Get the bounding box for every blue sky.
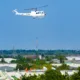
[0,0,80,50]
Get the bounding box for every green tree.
[70,67,80,80]
[16,56,31,70]
[10,60,17,63]
[16,63,30,70]
[0,57,6,63]
[45,69,64,80]
[56,55,66,63]
[45,56,53,61]
[21,75,37,80]
[63,72,70,80]
[57,64,70,70]
[39,74,45,80]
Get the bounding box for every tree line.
[0,50,80,56]
[17,68,80,80]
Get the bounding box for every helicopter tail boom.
[12,9,31,16]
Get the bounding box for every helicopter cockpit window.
[41,12,44,14]
[41,11,44,14]
[36,11,44,14]
[36,12,40,14]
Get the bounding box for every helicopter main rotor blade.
[24,5,48,10]
[37,5,48,8]
[24,8,37,10]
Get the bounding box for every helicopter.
[12,5,48,18]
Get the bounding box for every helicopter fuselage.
[13,9,46,18]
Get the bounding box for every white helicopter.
[12,5,48,18]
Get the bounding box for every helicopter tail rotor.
[12,9,17,13]
[12,9,19,15]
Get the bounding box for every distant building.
[39,55,42,59]
[65,60,80,64]
[23,55,37,59]
[52,59,60,63]
[0,66,14,71]
[0,58,16,63]
[0,64,16,71]
[66,56,80,60]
